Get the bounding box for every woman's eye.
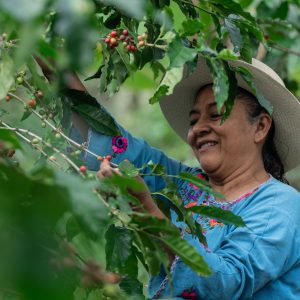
[210,113,222,119]
[189,119,197,126]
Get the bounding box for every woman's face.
[187,85,264,177]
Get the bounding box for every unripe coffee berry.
[110,37,117,45]
[138,40,145,47]
[32,138,39,144]
[55,133,61,139]
[41,122,46,128]
[138,35,144,42]
[16,77,23,84]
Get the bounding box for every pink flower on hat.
[112,136,128,154]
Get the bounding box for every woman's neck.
[208,164,270,202]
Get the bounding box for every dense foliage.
[0,0,300,299]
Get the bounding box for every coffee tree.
[0,0,299,299]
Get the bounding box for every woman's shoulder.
[251,176,300,224]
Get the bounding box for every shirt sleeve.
[151,185,300,299]
[69,115,199,193]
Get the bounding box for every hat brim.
[160,57,300,172]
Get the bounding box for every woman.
[68,57,300,298]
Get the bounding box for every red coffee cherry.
[122,29,128,36]
[79,165,87,173]
[105,155,112,161]
[110,31,117,38]
[27,99,36,108]
[105,37,111,43]
[5,95,11,102]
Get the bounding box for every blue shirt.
[71,123,300,299]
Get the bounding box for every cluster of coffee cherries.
[104,29,147,52]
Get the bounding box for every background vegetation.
[0,0,300,299]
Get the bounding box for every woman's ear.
[254,113,272,143]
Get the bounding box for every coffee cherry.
[105,37,110,43]
[79,165,87,173]
[126,44,131,51]
[16,77,23,84]
[41,122,46,128]
[7,149,15,158]
[138,40,145,47]
[122,29,128,36]
[49,155,57,161]
[119,34,125,41]
[130,45,136,52]
[55,133,61,139]
[142,33,148,40]
[2,33,7,40]
[36,90,43,98]
[5,95,11,102]
[105,155,112,161]
[110,37,117,45]
[27,99,36,108]
[110,31,117,38]
[137,35,144,42]
[32,138,39,144]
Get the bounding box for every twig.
[7,92,118,168]
[269,43,300,57]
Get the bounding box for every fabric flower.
[188,173,207,190]
[112,136,128,154]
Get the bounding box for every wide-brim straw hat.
[160,56,300,172]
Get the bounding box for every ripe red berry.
[130,45,136,52]
[79,165,87,173]
[119,34,125,41]
[109,44,115,49]
[105,37,110,43]
[126,44,131,51]
[122,29,128,36]
[27,99,36,108]
[110,31,117,38]
[5,95,11,102]
[105,155,112,161]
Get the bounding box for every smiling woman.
[70,56,300,299]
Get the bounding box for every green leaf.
[150,66,184,105]
[160,234,211,276]
[206,58,229,113]
[0,54,14,99]
[217,49,239,60]
[101,0,146,20]
[0,0,47,21]
[0,129,22,149]
[119,160,139,177]
[186,206,246,227]
[0,108,8,117]
[181,19,204,36]
[105,225,133,271]
[149,85,169,104]
[234,66,273,115]
[72,104,121,136]
[179,172,224,199]
[224,18,243,52]
[119,275,143,297]
[167,36,198,69]
[209,0,255,22]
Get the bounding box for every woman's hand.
[97,159,166,219]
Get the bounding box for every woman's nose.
[192,119,211,137]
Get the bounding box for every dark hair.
[235,87,289,184]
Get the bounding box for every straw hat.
[160,57,300,172]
